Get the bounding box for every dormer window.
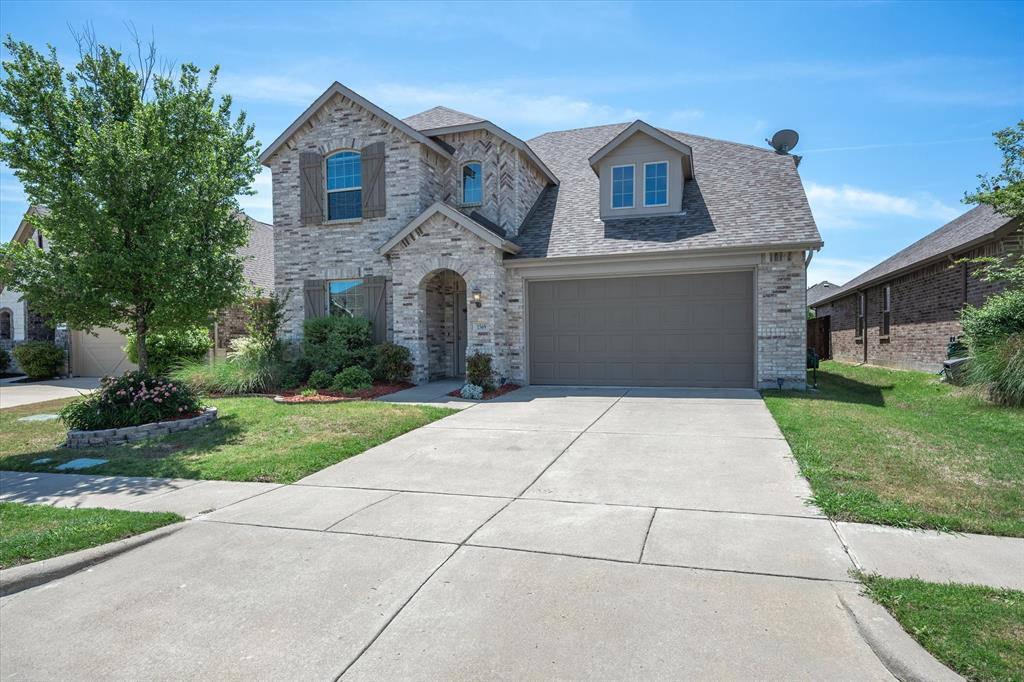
[462,162,482,204]
[644,162,669,207]
[611,164,635,209]
[326,150,362,221]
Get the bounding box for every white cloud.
[217,74,324,105]
[805,182,959,230]
[361,82,646,130]
[808,256,878,288]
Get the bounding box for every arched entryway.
[422,269,468,380]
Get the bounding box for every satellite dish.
[768,129,799,154]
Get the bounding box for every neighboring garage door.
[71,328,137,377]
[528,271,754,388]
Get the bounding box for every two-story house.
[262,83,822,389]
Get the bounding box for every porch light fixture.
[471,288,482,308]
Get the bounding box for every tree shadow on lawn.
[763,369,891,407]
[1,414,245,481]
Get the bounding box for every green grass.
[1,397,456,483]
[762,361,1024,537]
[0,502,181,569]
[862,575,1024,682]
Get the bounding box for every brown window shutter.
[299,152,324,225]
[362,275,389,342]
[361,142,386,219]
[303,279,328,320]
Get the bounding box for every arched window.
[326,150,362,220]
[0,309,11,340]
[462,162,482,205]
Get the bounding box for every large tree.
[0,33,260,372]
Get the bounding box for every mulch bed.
[275,382,413,404]
[448,383,521,400]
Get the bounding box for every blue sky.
[1,1,1021,286]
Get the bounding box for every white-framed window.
[462,162,483,205]
[611,164,635,209]
[643,161,669,207]
[326,150,361,221]
[881,285,892,338]
[329,279,367,318]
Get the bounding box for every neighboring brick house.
[3,208,274,376]
[807,281,839,308]
[262,82,822,388]
[811,205,1021,372]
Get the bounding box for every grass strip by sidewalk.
[0,502,181,569]
[1,397,456,483]
[862,574,1024,682]
[762,361,1024,537]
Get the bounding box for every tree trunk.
[135,315,149,374]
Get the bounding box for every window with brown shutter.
[361,141,386,218]
[880,285,891,339]
[303,279,328,319]
[299,152,325,225]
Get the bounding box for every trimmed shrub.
[459,383,483,400]
[59,371,202,431]
[332,366,373,392]
[307,369,333,390]
[279,357,312,390]
[12,341,64,379]
[302,316,373,375]
[0,347,9,373]
[126,326,212,376]
[466,352,493,390]
[372,343,413,383]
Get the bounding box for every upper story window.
[462,162,483,205]
[611,164,634,209]
[326,151,361,221]
[644,162,669,207]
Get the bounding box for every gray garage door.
[528,271,754,388]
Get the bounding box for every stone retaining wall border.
[65,407,218,448]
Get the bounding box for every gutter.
[506,240,824,269]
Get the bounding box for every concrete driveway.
[1,386,910,680]
[0,376,98,409]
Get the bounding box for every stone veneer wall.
[432,129,548,237]
[268,92,445,340]
[387,213,508,383]
[755,251,807,389]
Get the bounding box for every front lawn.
[862,575,1024,682]
[0,502,181,569]
[762,361,1024,537]
[1,397,455,483]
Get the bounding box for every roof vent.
[767,129,799,154]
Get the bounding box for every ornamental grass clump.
[60,371,203,431]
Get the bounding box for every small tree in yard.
[0,32,260,373]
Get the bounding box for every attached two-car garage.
[528,270,754,388]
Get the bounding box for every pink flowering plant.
[59,371,203,431]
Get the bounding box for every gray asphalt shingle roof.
[403,106,485,131]
[237,214,275,295]
[806,280,839,306]
[813,204,1015,306]
[512,123,821,259]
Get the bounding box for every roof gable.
[403,106,484,130]
[258,82,454,165]
[378,202,521,255]
[588,120,694,179]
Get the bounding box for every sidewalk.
[0,471,280,518]
[838,521,1024,590]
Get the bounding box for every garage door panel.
[528,272,754,388]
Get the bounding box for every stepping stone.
[31,457,53,465]
[18,414,59,422]
[55,458,109,471]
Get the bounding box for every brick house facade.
[812,206,1020,372]
[263,82,822,388]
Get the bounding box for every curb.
[838,590,964,682]
[0,522,183,597]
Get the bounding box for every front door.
[455,294,468,376]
